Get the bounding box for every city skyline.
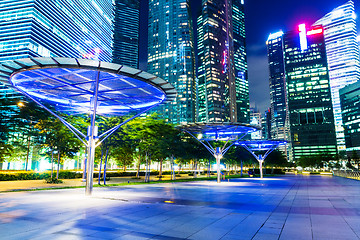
[245,0,359,113]
[139,0,359,114]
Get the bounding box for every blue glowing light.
[236,140,287,151]
[4,58,176,116]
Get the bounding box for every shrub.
[45,177,63,184]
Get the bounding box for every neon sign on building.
[298,24,323,51]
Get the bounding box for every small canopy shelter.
[235,140,287,178]
[178,123,259,183]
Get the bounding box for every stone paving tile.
[188,227,229,240]
[279,214,312,240]
[220,233,249,240]
[252,232,279,240]
[159,229,194,239]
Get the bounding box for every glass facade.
[147,0,196,124]
[284,25,337,159]
[339,81,360,156]
[112,0,139,68]
[197,0,249,123]
[314,0,360,152]
[0,0,113,98]
[250,108,262,140]
[266,31,289,140]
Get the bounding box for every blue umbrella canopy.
[1,57,176,115]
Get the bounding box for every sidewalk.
[1,175,360,239]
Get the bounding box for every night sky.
[139,0,359,114]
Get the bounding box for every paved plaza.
[1,175,360,240]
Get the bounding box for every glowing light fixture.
[298,24,308,51]
[307,28,323,36]
[17,102,25,107]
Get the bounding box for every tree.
[124,114,176,178]
[36,115,83,178]
[0,142,13,164]
[266,150,288,167]
[12,100,50,170]
[175,132,210,177]
[351,150,360,169]
[297,155,314,168]
[112,145,134,171]
[97,116,127,184]
[297,152,337,169]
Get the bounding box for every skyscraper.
[284,24,337,159]
[314,0,360,152]
[266,31,289,140]
[197,0,249,123]
[112,0,140,68]
[340,81,360,157]
[147,0,196,124]
[0,0,113,98]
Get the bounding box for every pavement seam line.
[277,178,300,240]
[250,179,297,240]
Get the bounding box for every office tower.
[284,24,337,159]
[266,31,289,140]
[113,0,139,68]
[340,81,360,157]
[0,0,113,98]
[250,108,262,140]
[197,0,249,123]
[147,0,196,124]
[314,0,360,152]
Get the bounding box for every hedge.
[0,170,81,181]
[0,170,194,181]
[0,169,285,181]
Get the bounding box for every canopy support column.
[258,155,264,179]
[85,69,100,196]
[215,147,222,183]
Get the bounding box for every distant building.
[0,0,113,98]
[266,31,289,140]
[283,24,337,159]
[112,0,140,68]
[340,81,360,157]
[250,108,262,140]
[314,0,360,152]
[147,0,196,124]
[197,0,249,123]
[262,108,272,140]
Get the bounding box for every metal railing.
[333,170,360,180]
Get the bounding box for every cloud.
[247,43,267,56]
[247,54,270,114]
